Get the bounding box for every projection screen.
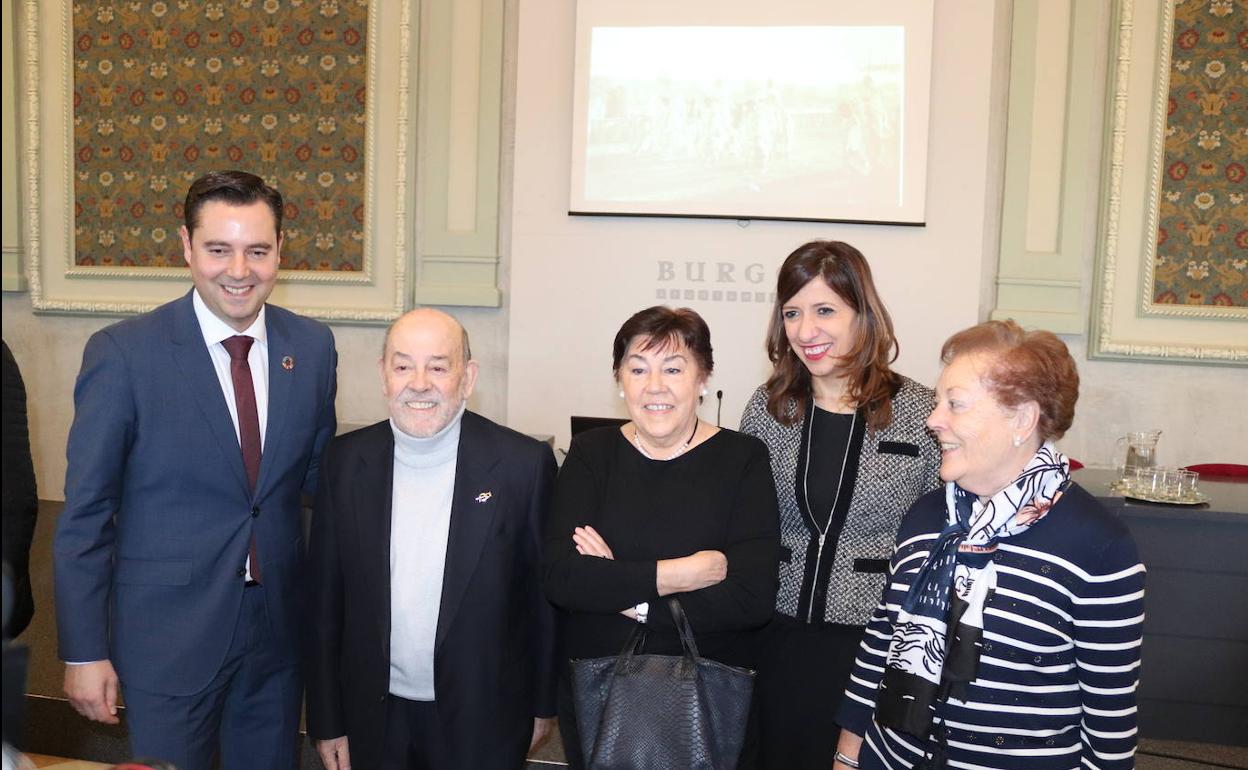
[568,1,935,224]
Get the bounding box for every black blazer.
[306,412,558,770]
[2,340,38,639]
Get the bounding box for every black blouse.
[542,427,780,669]
[800,407,855,530]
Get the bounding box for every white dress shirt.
[192,289,269,450]
[194,289,267,581]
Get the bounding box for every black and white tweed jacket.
[739,376,941,626]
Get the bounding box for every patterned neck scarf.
[875,442,1070,755]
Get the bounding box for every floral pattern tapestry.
[73,0,368,271]
[1155,0,1247,307]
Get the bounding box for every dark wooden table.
[1073,467,1248,746]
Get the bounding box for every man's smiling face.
[180,199,281,332]
[380,310,479,438]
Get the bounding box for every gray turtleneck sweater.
[387,406,464,701]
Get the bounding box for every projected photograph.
[588,28,900,207]
[568,3,933,224]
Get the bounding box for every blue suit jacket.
[54,291,337,696]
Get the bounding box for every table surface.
[1074,466,1247,746]
[1072,466,1248,520]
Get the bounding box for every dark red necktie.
[222,335,262,583]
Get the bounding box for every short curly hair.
[940,320,1079,441]
[612,306,713,376]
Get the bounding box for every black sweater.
[543,427,780,669]
[2,340,38,638]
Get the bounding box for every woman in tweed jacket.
[739,241,940,769]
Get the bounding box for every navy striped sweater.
[836,483,1145,770]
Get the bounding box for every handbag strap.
[667,597,702,660]
[612,621,649,675]
[611,599,702,678]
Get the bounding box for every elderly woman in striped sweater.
[833,320,1145,770]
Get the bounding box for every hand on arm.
[656,550,727,595]
[63,660,120,725]
[315,736,351,770]
[573,525,614,559]
[573,525,725,615]
[573,526,631,619]
[646,444,778,634]
[545,441,733,614]
[544,448,650,613]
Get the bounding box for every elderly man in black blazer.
[307,308,558,770]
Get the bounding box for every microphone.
[716,390,724,427]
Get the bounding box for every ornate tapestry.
[1155,0,1247,306]
[73,0,368,271]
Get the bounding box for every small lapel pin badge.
[475,491,493,503]
[281,355,295,371]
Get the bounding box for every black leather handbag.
[571,598,755,770]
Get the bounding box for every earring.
[700,388,708,397]
[618,391,624,399]
[1012,436,1022,447]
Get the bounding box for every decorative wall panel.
[71,0,369,273]
[19,0,415,321]
[1091,0,1246,364]
[1148,0,1247,309]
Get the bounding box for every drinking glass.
[1157,468,1184,501]
[1132,467,1160,498]
[1175,469,1201,501]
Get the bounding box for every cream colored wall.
[1061,337,1248,468]
[504,0,1011,452]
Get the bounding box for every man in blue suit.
[54,170,338,770]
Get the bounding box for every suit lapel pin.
[281,355,294,371]
[475,491,493,503]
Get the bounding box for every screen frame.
[567,0,935,225]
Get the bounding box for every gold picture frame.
[17,0,413,322]
[1091,0,1247,364]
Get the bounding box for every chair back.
[570,415,628,437]
[1182,463,1248,478]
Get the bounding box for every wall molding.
[2,247,26,292]
[1,0,22,292]
[416,0,504,307]
[990,0,1092,334]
